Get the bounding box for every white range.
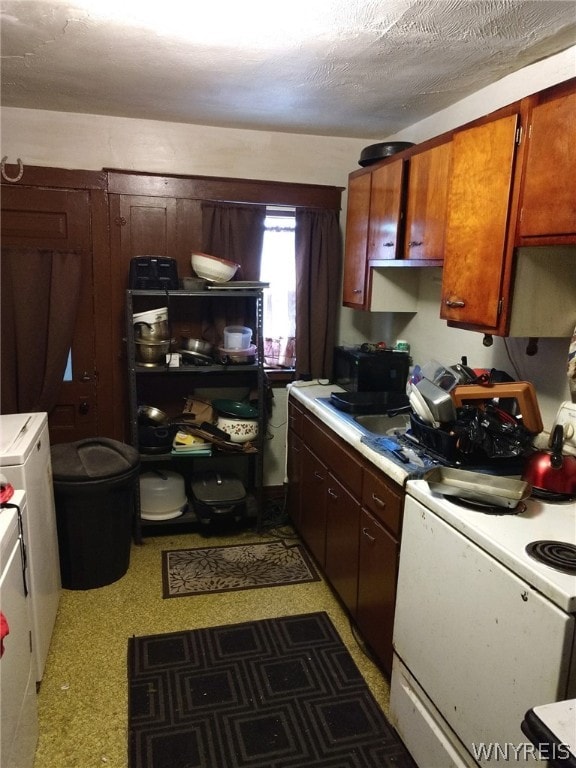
[391,480,576,768]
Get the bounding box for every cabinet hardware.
[371,493,386,508]
[445,298,466,308]
[79,401,90,415]
[328,488,338,499]
[362,527,376,543]
[79,371,95,382]
[353,288,362,294]
[384,242,394,247]
[115,216,127,226]
[408,241,423,247]
[313,471,324,481]
[515,125,523,145]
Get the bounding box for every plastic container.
[223,325,252,350]
[139,470,187,520]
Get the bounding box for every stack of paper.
[171,430,212,456]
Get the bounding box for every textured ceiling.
[1,0,576,138]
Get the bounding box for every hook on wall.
[1,156,24,183]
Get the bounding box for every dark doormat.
[127,612,416,768]
[162,540,321,598]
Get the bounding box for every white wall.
[1,46,575,487]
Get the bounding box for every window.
[260,208,296,369]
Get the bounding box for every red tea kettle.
[522,425,576,496]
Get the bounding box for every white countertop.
[287,380,411,487]
[528,699,576,758]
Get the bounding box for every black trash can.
[51,438,140,590]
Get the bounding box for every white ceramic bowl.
[216,415,259,444]
[191,252,239,283]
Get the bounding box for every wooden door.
[404,142,452,261]
[356,507,399,675]
[342,172,371,308]
[324,472,360,617]
[367,159,406,261]
[1,186,97,442]
[440,114,519,329]
[109,194,179,439]
[518,88,576,239]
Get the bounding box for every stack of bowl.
[133,307,172,366]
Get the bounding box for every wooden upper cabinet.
[342,172,371,308]
[440,113,519,331]
[403,141,452,262]
[367,158,406,261]
[517,85,576,242]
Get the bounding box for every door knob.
[79,401,90,415]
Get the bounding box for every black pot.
[138,424,175,452]
[358,142,415,167]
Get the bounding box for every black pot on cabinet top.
[358,142,415,167]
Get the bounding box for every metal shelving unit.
[126,288,266,540]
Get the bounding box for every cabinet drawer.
[362,466,403,536]
[304,413,363,497]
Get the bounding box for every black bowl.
[358,142,415,167]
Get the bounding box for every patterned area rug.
[127,612,416,768]
[162,540,321,598]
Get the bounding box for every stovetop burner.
[531,488,576,503]
[525,540,576,574]
[449,496,526,515]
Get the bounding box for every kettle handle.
[550,424,564,470]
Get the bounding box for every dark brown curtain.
[1,248,83,414]
[201,201,266,281]
[201,202,266,344]
[295,209,341,379]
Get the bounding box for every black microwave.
[333,346,410,392]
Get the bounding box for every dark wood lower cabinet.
[300,445,328,568]
[287,397,403,674]
[325,473,360,617]
[356,508,399,676]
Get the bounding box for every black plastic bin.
[51,438,140,590]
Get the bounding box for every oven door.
[391,495,575,768]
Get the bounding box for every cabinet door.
[286,430,303,529]
[342,172,371,308]
[518,89,576,239]
[299,445,327,567]
[357,508,399,675]
[403,142,452,262]
[325,472,360,617]
[440,114,519,329]
[367,159,406,261]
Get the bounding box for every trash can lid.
[51,438,140,482]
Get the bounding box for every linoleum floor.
[33,525,391,768]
